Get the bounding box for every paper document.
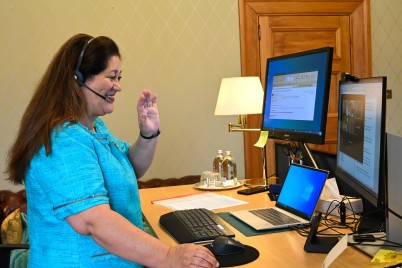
[322,235,348,268]
[151,192,248,211]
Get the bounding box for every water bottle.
[222,151,237,185]
[212,150,224,176]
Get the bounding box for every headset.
[74,38,94,84]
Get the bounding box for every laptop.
[230,163,329,230]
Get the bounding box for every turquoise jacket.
[25,118,143,267]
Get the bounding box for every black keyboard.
[250,208,300,226]
[159,208,235,243]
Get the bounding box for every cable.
[348,236,402,248]
[291,224,311,237]
[320,196,360,233]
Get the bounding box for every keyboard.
[250,208,299,226]
[159,208,235,243]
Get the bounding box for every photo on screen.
[339,94,365,162]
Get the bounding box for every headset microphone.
[76,79,113,103]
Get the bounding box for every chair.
[0,189,29,268]
[137,175,200,189]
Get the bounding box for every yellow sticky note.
[254,131,269,148]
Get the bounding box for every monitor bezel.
[261,46,333,145]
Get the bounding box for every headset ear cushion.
[74,70,85,83]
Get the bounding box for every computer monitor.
[386,132,402,244]
[261,47,333,145]
[335,76,387,208]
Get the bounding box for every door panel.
[239,0,371,180]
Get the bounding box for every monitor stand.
[357,210,386,234]
[301,142,319,169]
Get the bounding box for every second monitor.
[335,76,387,218]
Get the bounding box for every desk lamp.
[214,77,263,132]
[214,76,266,184]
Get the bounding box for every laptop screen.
[276,164,329,220]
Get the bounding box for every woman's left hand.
[137,89,160,137]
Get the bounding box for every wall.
[0,0,401,191]
[0,0,243,191]
[371,0,402,135]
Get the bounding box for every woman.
[6,34,219,268]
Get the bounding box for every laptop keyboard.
[250,208,300,226]
[159,208,235,243]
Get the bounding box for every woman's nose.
[113,81,122,91]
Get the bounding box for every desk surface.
[140,185,371,267]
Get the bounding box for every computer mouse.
[211,236,245,256]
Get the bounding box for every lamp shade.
[214,77,263,115]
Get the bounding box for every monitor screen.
[335,77,387,207]
[261,47,333,144]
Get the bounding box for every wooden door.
[239,0,372,179]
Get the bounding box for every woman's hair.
[6,33,121,184]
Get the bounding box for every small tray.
[194,181,243,190]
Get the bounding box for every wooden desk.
[140,185,371,267]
